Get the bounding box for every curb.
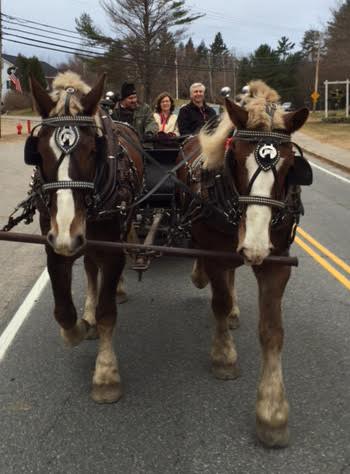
[301,146,350,174]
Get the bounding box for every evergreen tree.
[210,32,228,70]
[300,30,325,62]
[15,54,46,93]
[324,0,350,79]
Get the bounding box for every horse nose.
[239,246,267,266]
[47,231,56,248]
[72,233,86,252]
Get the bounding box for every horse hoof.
[212,362,240,380]
[61,319,90,347]
[228,314,240,330]
[86,324,99,340]
[256,419,290,448]
[91,382,123,404]
[116,292,128,304]
[191,274,209,289]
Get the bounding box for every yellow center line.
[294,236,350,291]
[297,227,350,275]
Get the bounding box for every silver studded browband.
[238,196,286,209]
[41,116,96,127]
[233,129,291,142]
[42,181,95,192]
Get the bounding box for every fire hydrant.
[16,123,23,135]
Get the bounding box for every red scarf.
[160,113,169,132]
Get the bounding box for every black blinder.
[24,136,42,166]
[96,136,107,160]
[288,154,313,186]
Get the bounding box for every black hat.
[121,82,136,100]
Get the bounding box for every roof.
[2,53,58,77]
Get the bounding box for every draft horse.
[27,72,143,403]
[178,81,312,447]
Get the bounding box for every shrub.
[3,91,32,111]
[322,116,350,124]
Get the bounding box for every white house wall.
[1,59,15,101]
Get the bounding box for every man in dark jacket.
[177,82,217,135]
[111,82,158,139]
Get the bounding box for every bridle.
[30,114,100,196]
[229,128,293,211]
[188,127,308,240]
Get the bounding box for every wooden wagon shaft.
[132,212,164,273]
[0,230,298,266]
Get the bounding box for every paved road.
[0,152,349,473]
[0,139,46,333]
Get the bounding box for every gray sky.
[3,0,338,65]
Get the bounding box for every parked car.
[281,102,294,111]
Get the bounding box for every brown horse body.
[178,81,310,447]
[30,72,143,403]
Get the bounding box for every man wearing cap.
[111,82,158,139]
[177,82,217,136]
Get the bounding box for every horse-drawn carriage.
[0,72,313,448]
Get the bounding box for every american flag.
[9,71,22,93]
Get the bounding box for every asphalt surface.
[0,155,349,473]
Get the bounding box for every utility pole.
[175,50,179,100]
[222,55,226,85]
[208,53,213,102]
[313,33,322,112]
[233,59,237,98]
[0,0,2,139]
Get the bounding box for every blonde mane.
[202,80,286,169]
[50,71,91,116]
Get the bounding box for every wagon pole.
[0,0,2,139]
[0,230,299,267]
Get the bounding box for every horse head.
[29,71,106,256]
[201,80,310,265]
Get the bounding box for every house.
[1,53,58,97]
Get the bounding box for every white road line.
[0,268,49,363]
[309,160,350,184]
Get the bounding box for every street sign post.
[311,91,320,103]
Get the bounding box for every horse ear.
[283,107,309,133]
[225,98,248,129]
[81,73,107,115]
[29,74,55,118]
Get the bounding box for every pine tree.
[210,32,228,70]
[76,0,204,102]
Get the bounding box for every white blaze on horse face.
[49,136,75,252]
[240,152,276,265]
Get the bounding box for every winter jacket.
[153,112,179,135]
[112,103,158,138]
[177,101,217,135]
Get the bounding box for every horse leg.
[47,251,89,346]
[191,257,209,289]
[83,255,100,340]
[116,274,128,304]
[91,258,124,403]
[227,269,240,329]
[254,264,291,447]
[206,263,239,380]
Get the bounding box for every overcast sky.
[3,0,339,66]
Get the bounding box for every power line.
[2,13,312,74]
[3,34,239,72]
[1,12,83,36]
[3,26,107,52]
[2,12,308,63]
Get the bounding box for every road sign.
[311,91,320,102]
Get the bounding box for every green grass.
[6,108,38,117]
